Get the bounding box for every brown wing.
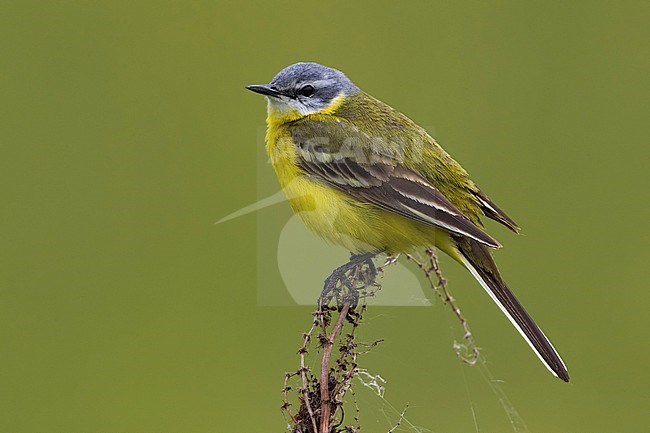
[297,154,502,249]
[473,189,520,233]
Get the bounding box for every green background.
[1,1,648,432]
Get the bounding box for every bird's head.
[246,62,359,123]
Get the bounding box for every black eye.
[298,84,315,97]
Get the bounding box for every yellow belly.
[266,129,451,255]
[288,175,457,254]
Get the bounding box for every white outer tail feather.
[460,257,567,378]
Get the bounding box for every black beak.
[246,84,282,98]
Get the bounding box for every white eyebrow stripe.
[309,78,337,87]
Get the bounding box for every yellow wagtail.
[246,62,569,382]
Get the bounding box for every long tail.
[456,238,569,382]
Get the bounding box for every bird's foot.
[318,250,381,310]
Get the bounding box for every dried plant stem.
[387,404,409,433]
[319,302,351,433]
[406,249,479,365]
[282,249,479,432]
[301,318,320,433]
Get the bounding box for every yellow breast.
[264,120,453,255]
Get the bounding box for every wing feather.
[474,189,520,233]
[298,157,501,248]
[290,120,502,248]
